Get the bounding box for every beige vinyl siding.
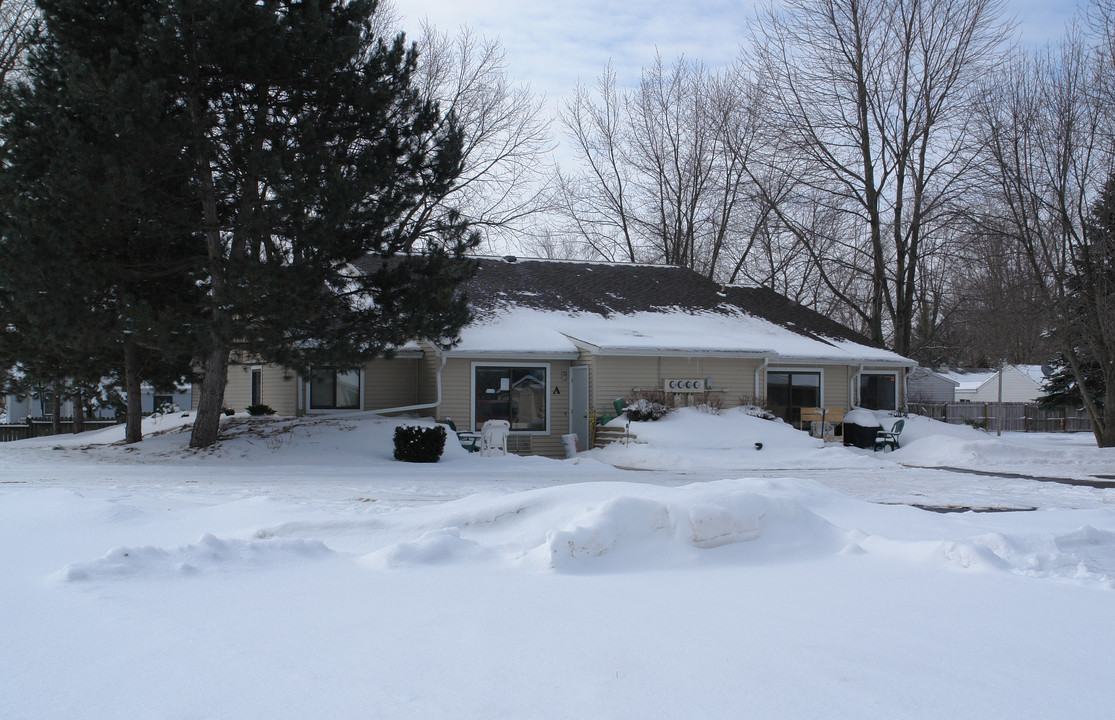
[821,364,851,409]
[417,346,442,406]
[435,357,471,428]
[590,355,765,410]
[223,363,299,415]
[363,358,420,411]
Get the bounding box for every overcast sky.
[394,0,1084,109]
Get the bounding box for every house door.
[570,366,590,452]
[767,371,821,426]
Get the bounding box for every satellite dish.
[1041,364,1054,377]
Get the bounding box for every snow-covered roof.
[941,369,999,391]
[440,258,913,365]
[942,366,1046,392]
[1016,365,1048,385]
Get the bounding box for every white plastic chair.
[480,419,510,456]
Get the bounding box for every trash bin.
[561,433,578,458]
[842,409,881,449]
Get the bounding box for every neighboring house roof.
[1016,364,1049,386]
[941,369,1000,392]
[941,365,1047,402]
[909,367,960,387]
[357,255,913,365]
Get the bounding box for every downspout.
[850,365,864,408]
[902,367,910,414]
[754,358,769,402]
[367,350,448,417]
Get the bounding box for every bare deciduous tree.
[748,0,1012,355]
[972,13,1115,446]
[0,0,35,85]
[409,22,554,250]
[559,56,768,279]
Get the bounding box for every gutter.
[367,349,448,417]
[754,358,769,401]
[850,364,864,408]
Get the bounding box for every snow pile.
[543,489,845,572]
[589,406,880,471]
[889,414,1115,478]
[57,533,334,582]
[855,524,1115,587]
[352,479,1115,586]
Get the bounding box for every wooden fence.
[907,402,1093,433]
[0,419,122,442]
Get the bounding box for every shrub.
[737,394,777,421]
[222,407,235,416]
[393,425,447,463]
[625,398,672,422]
[247,404,276,416]
[692,391,724,415]
[962,416,988,431]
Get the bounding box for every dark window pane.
[251,370,263,406]
[790,375,820,407]
[861,374,896,411]
[310,372,335,409]
[475,368,509,427]
[335,371,360,409]
[768,373,791,408]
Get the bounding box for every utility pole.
[997,360,1004,437]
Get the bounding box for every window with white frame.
[473,365,547,431]
[310,369,361,410]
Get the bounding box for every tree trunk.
[189,344,231,448]
[72,389,84,434]
[51,378,61,436]
[1093,365,1115,448]
[185,75,233,450]
[124,343,142,444]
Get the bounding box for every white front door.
[570,366,590,452]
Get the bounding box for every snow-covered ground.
[2,409,1113,719]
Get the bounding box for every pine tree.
[159,0,478,448]
[2,0,478,448]
[1051,171,1115,445]
[1037,354,1103,410]
[0,0,202,441]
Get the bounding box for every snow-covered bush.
[692,392,723,415]
[738,404,777,421]
[393,425,447,463]
[152,401,181,416]
[625,398,672,422]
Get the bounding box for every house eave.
[443,349,581,360]
[775,354,917,367]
